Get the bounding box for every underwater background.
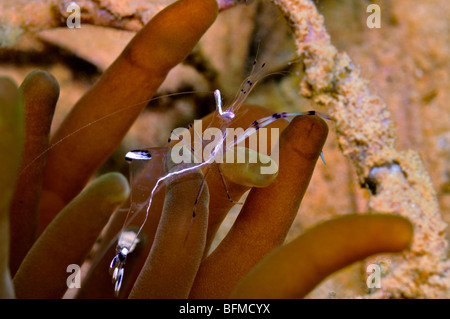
[0,0,448,298]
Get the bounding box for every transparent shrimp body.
[108,147,170,297]
[108,60,331,297]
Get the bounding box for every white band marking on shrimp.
[214,89,235,119]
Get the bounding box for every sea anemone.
[2,0,433,299]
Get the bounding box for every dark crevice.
[361,161,404,196]
[0,42,101,82]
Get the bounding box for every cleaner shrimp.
[108,59,330,296]
[13,57,329,298]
